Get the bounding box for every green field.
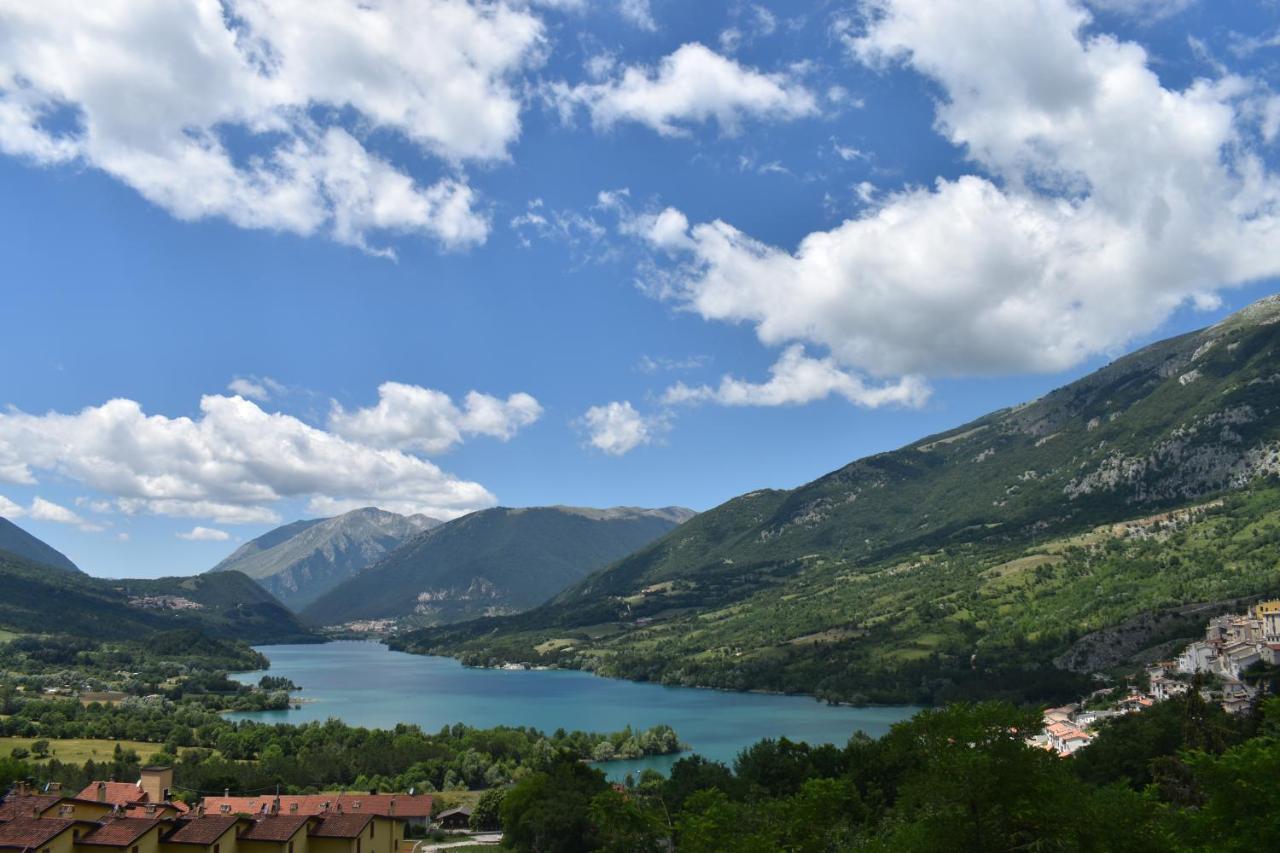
[1,736,166,764]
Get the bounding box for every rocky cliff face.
[208,507,438,610]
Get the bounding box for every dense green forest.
[489,694,1280,852]
[5,675,1278,850]
[0,693,680,797]
[0,551,314,643]
[397,484,1280,705]
[0,631,290,710]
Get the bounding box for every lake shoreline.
[230,640,921,781]
[274,635,919,711]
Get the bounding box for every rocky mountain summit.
[302,505,695,626]
[209,507,438,610]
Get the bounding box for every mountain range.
[392,295,1280,704]
[301,506,696,626]
[208,507,439,610]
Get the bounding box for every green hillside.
[0,516,81,573]
[302,506,696,626]
[0,551,314,644]
[393,295,1280,704]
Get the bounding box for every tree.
[500,758,608,853]
[662,755,737,812]
[31,739,50,758]
[1179,703,1280,851]
[0,755,31,791]
[470,787,505,832]
[588,789,666,852]
[873,703,1086,852]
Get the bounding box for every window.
[369,825,374,839]
[214,844,220,853]
[132,845,140,853]
[288,843,294,853]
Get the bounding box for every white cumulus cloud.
[328,382,542,453]
[551,43,818,136]
[581,401,661,456]
[664,345,931,408]
[28,496,104,531]
[0,392,510,523]
[634,0,1280,384]
[0,0,547,253]
[176,526,230,542]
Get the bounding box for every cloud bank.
[0,383,541,524]
[0,0,549,253]
[629,0,1280,386]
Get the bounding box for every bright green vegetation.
[0,550,315,644]
[1,736,181,764]
[0,692,681,800]
[303,507,693,627]
[0,630,289,708]
[494,694,1280,853]
[396,298,1280,704]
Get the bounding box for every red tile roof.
[201,795,430,819]
[163,816,242,846]
[75,783,146,808]
[237,816,312,843]
[0,796,62,821]
[78,818,162,847]
[123,803,186,819]
[0,817,76,850]
[309,815,373,839]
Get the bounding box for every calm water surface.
[229,641,919,781]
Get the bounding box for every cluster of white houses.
[1028,599,1280,757]
[1172,600,1280,713]
[0,768,435,853]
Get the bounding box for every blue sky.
[1,0,1279,577]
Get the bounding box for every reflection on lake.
[229,641,919,781]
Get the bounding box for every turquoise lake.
[228,641,919,781]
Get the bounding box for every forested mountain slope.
[0,516,81,573]
[303,506,695,626]
[0,551,313,643]
[395,295,1280,704]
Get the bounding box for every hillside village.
[0,767,446,853]
[1030,599,1280,757]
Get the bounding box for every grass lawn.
[0,628,22,642]
[425,790,485,812]
[0,736,166,764]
